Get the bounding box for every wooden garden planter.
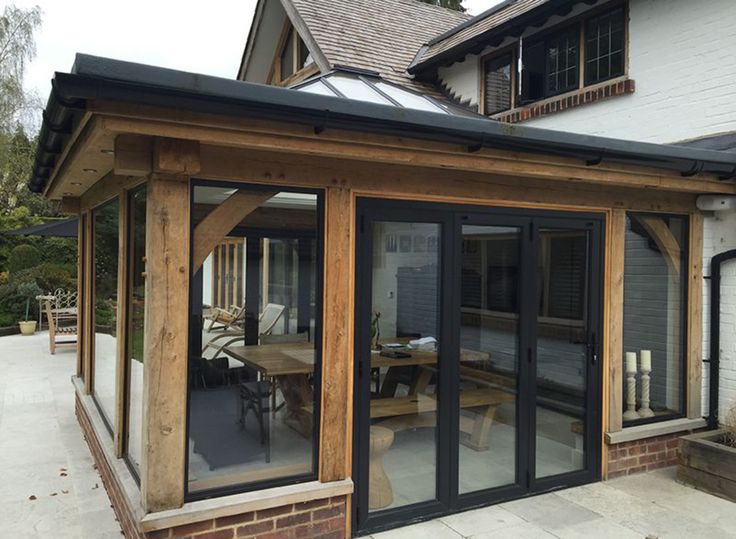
[677,429,736,502]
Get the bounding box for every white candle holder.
[638,364,655,418]
[623,354,639,421]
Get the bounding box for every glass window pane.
[484,54,513,115]
[585,8,626,85]
[546,29,579,96]
[623,214,687,424]
[188,185,320,495]
[536,228,590,478]
[368,221,440,511]
[459,226,519,493]
[522,41,546,102]
[126,186,146,475]
[93,199,120,433]
[280,28,294,81]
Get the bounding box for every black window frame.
[621,212,689,427]
[184,179,325,502]
[482,3,628,115]
[584,7,626,86]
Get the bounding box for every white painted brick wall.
[525,0,736,142]
[702,213,736,423]
[435,0,736,421]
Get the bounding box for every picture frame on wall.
[399,235,412,253]
[413,235,426,253]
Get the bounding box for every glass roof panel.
[326,76,393,105]
[297,80,337,97]
[374,81,447,114]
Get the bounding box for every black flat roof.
[30,54,736,194]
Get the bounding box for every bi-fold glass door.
[353,199,603,535]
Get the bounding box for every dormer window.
[271,24,313,85]
[483,4,627,116]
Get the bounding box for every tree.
[0,6,54,219]
[0,5,42,132]
[419,0,466,12]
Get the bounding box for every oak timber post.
[140,138,199,512]
[319,185,354,482]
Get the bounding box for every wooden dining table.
[224,341,491,435]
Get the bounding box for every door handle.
[587,332,598,365]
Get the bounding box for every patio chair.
[201,303,287,357]
[45,299,77,355]
[205,304,246,331]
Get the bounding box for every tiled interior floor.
[0,332,122,539]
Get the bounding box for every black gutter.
[29,54,736,193]
[707,249,736,429]
[408,0,578,75]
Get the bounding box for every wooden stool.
[369,426,394,510]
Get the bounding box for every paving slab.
[0,332,121,539]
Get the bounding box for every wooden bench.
[371,387,514,451]
[44,300,77,355]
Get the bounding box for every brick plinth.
[606,433,681,479]
[154,497,347,539]
[76,394,143,539]
[76,395,348,539]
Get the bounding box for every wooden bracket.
[60,196,80,214]
[114,134,153,176]
[154,138,201,176]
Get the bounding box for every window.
[125,185,146,476]
[585,8,625,85]
[623,213,688,425]
[483,53,513,115]
[92,198,120,434]
[274,25,311,84]
[520,27,579,103]
[545,28,579,96]
[187,183,322,497]
[484,5,627,115]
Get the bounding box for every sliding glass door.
[354,200,603,535]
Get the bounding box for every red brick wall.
[76,395,348,539]
[152,497,347,539]
[76,394,142,539]
[494,79,636,124]
[606,433,681,479]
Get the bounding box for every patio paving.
[2,331,735,539]
[0,331,122,539]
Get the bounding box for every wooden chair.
[239,380,272,463]
[45,299,77,355]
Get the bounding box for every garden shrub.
[8,244,41,274]
[726,404,736,448]
[0,263,75,327]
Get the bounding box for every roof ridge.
[427,0,518,46]
[399,0,474,19]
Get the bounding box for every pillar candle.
[625,352,637,373]
[640,350,652,371]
